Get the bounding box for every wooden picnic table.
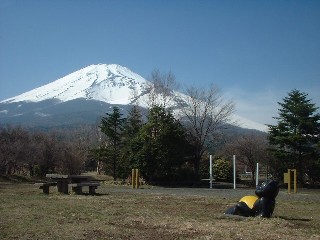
[45,174,99,194]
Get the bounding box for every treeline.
[0,105,270,185]
[0,125,98,176]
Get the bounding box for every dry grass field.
[0,180,320,240]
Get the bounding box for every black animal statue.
[224,179,279,218]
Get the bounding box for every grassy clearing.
[0,182,319,240]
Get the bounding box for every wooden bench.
[35,182,57,194]
[68,182,100,195]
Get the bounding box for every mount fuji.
[0,64,267,132]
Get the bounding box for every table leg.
[57,180,69,194]
[72,186,82,194]
[40,185,50,194]
[89,186,96,195]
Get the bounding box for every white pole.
[256,162,259,186]
[209,155,213,189]
[233,155,236,189]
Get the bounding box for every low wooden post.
[284,170,290,193]
[132,169,140,189]
[132,169,136,188]
[284,169,297,193]
[292,169,297,193]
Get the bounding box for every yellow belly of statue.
[239,195,258,209]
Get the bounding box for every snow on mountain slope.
[1,64,267,131]
[232,115,268,132]
[2,64,148,105]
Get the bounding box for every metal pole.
[233,155,236,189]
[256,162,259,186]
[209,155,213,189]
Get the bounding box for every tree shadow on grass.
[277,216,311,222]
[76,192,109,197]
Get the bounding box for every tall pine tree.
[129,105,190,183]
[100,106,126,180]
[124,105,144,139]
[268,90,320,183]
[118,105,144,178]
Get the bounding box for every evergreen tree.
[124,105,144,139]
[118,105,144,179]
[268,90,320,183]
[129,105,190,183]
[100,106,126,180]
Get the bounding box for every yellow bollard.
[132,169,136,188]
[284,171,290,193]
[292,169,297,193]
[132,169,140,189]
[283,169,297,193]
[135,169,140,189]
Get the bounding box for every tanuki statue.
[224,179,279,218]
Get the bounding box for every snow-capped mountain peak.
[2,64,148,105]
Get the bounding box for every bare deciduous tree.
[0,126,30,175]
[221,133,270,185]
[145,69,179,109]
[0,125,98,176]
[177,85,235,180]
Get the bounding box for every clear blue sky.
[1,0,319,125]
